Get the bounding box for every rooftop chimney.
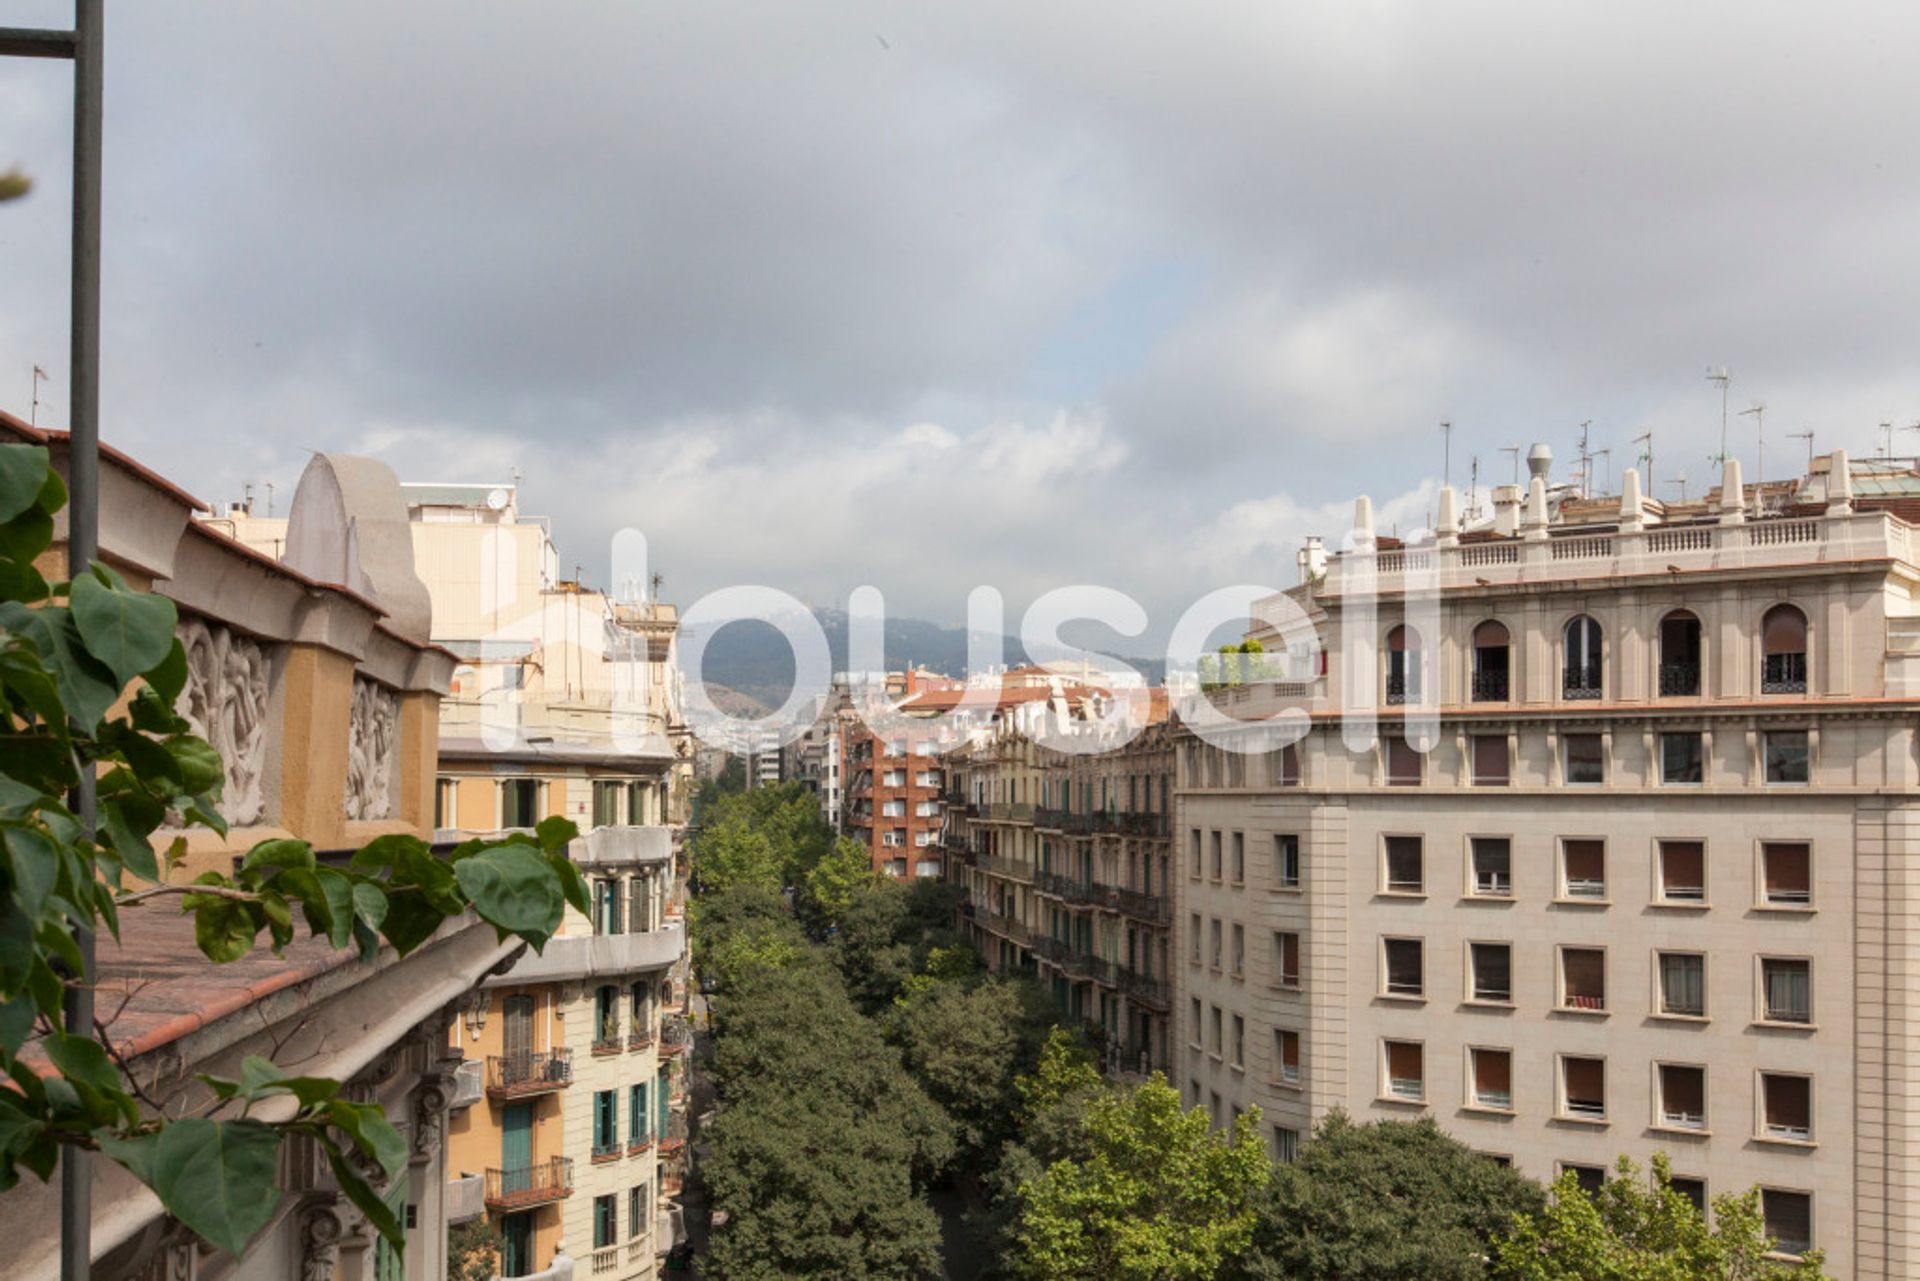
[1492,484,1522,536]
[1522,474,1550,541]
[1297,535,1327,584]
[1352,495,1376,548]
[1619,466,1646,532]
[1436,485,1459,547]
[1827,449,1853,516]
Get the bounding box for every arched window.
[1762,605,1808,693]
[1386,625,1423,705]
[1472,620,1511,702]
[1563,616,1603,699]
[1659,611,1702,697]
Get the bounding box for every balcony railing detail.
[1763,652,1808,694]
[1658,662,1701,697]
[486,1049,573,1097]
[1112,886,1169,922]
[1116,966,1169,1008]
[660,1014,692,1056]
[485,1157,574,1209]
[1562,664,1602,699]
[1470,670,1510,702]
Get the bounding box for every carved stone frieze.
[178,616,272,826]
[345,676,399,821]
[299,1203,345,1281]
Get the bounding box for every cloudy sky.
[6,2,1920,646]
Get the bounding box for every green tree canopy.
[1235,1113,1545,1281]
[1491,1155,1829,1281]
[1010,1074,1270,1280]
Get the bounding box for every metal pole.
[60,2,102,1279]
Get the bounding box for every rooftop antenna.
[1440,420,1453,491]
[265,481,275,519]
[1593,447,1612,496]
[242,482,254,516]
[1707,366,1732,467]
[1904,422,1920,462]
[1787,430,1814,471]
[1575,420,1595,498]
[29,364,47,428]
[1739,402,1766,492]
[1466,454,1481,522]
[1499,444,1521,486]
[1632,428,1654,483]
[651,571,664,602]
[1670,470,1690,502]
[1880,421,1894,458]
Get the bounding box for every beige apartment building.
[407,482,694,1280]
[1178,450,1920,1278]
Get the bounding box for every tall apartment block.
[1177,449,1920,1277]
[405,482,695,1280]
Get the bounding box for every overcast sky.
[7,2,1920,646]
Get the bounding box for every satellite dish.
[485,488,509,511]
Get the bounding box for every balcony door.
[503,994,535,1061]
[502,1102,533,1173]
[501,1210,534,1278]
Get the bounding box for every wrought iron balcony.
[1658,662,1701,697]
[659,1013,692,1056]
[1116,966,1169,1008]
[485,1157,574,1210]
[1561,664,1602,700]
[486,1049,573,1098]
[1763,652,1808,694]
[1470,669,1509,702]
[1112,886,1169,922]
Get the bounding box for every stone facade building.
[1176,451,1920,1276]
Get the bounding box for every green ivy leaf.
[164,736,224,798]
[0,603,119,730]
[0,446,51,523]
[70,569,179,688]
[143,636,188,707]
[322,1140,403,1250]
[350,881,388,932]
[453,843,563,943]
[3,825,58,917]
[535,814,578,852]
[310,868,356,949]
[192,897,257,964]
[144,1118,283,1257]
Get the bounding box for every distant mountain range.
[690,607,1165,710]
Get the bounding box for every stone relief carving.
[412,1079,450,1162]
[345,676,399,821]
[178,617,272,827]
[299,1203,345,1281]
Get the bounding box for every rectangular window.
[1657,840,1706,903]
[1190,831,1202,877]
[1231,1014,1245,1068]
[1564,733,1605,784]
[1274,931,1301,988]
[1765,731,1810,784]
[1565,1163,1607,1195]
[1761,958,1812,1024]
[1560,947,1607,1012]
[1273,1126,1300,1163]
[1761,842,1812,907]
[1661,732,1704,784]
[1209,1005,1223,1055]
[1231,832,1245,884]
[1189,913,1202,964]
[1275,834,1302,888]
[1471,1047,1513,1110]
[1386,736,1422,785]
[592,780,622,827]
[502,778,540,828]
[1210,919,1223,969]
[1231,923,1245,976]
[1762,1189,1813,1257]
[1276,743,1301,787]
[1471,735,1510,786]
[1658,1063,1707,1129]
[1657,952,1706,1018]
[1560,839,1607,900]
[1471,942,1513,1002]
[1669,1178,1708,1214]
[628,1186,646,1239]
[1470,837,1512,897]
[628,1084,648,1142]
[434,777,456,828]
[594,1194,617,1249]
[1211,831,1223,880]
[1560,1056,1606,1120]
[1383,937,1424,997]
[1384,835,1424,893]
[593,1090,618,1154]
[1276,1030,1301,1085]
[1761,1073,1813,1141]
[1189,998,1202,1048]
[1384,1040,1425,1101]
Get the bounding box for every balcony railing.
[485,1157,574,1210]
[1658,662,1701,697]
[486,1049,573,1098]
[660,1014,692,1056]
[1112,886,1169,922]
[1562,664,1602,700]
[1116,966,1169,1008]
[1763,652,1808,694]
[1037,871,1098,905]
[1470,669,1509,702]
[1104,1041,1168,1079]
[657,1111,689,1156]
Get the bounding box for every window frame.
[1467,939,1514,1005]
[1557,837,1609,904]
[1653,949,1708,1021]
[1381,1038,1426,1104]
[1556,944,1608,1015]
[1659,731,1706,786]
[1467,834,1514,899]
[1274,833,1302,890]
[1381,935,1426,1001]
[1381,833,1426,896]
[1653,838,1708,907]
[1466,1044,1515,1113]
[1756,1070,1815,1146]
[1759,1187,1815,1260]
[1764,729,1811,785]
[1653,1060,1709,1133]
[1756,955,1814,1028]
[1556,1053,1609,1124]
[1562,732,1606,785]
[1757,840,1815,911]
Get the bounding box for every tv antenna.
[1706,367,1732,467]
[1787,430,1814,470]
[1499,444,1521,485]
[1670,471,1690,502]
[1575,420,1595,498]
[1739,402,1765,487]
[1631,428,1654,482]
[29,364,47,428]
[1465,454,1481,522]
[1592,448,1612,496]
[1880,421,1894,458]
